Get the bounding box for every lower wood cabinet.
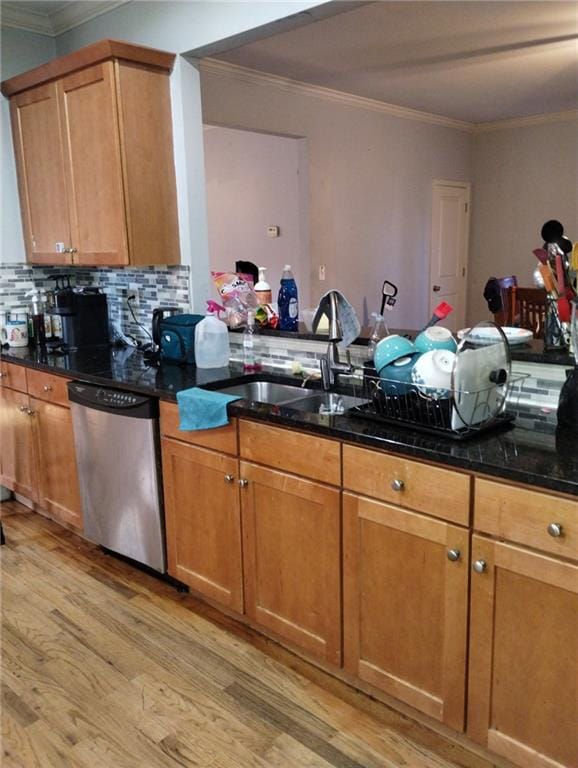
[30,397,82,528]
[239,461,341,666]
[161,438,244,613]
[468,534,578,768]
[0,386,37,501]
[343,492,469,731]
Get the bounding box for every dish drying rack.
[347,365,529,440]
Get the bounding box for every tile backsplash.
[0,263,191,343]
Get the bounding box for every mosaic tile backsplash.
[0,263,191,343]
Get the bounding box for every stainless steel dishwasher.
[68,381,166,572]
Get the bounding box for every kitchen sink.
[287,392,369,415]
[215,380,317,405]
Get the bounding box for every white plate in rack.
[457,326,533,346]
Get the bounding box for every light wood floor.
[1,501,503,768]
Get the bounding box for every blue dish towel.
[176,387,241,431]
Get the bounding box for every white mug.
[1,315,29,347]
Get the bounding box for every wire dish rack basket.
[348,365,528,440]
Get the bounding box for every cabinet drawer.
[0,361,27,392]
[160,401,238,455]
[342,444,470,525]
[475,478,577,560]
[26,369,71,407]
[239,419,341,485]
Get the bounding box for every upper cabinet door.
[10,83,72,264]
[58,62,129,266]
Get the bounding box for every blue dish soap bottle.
[278,265,299,331]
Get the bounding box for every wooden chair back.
[509,286,547,338]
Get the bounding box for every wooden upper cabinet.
[343,493,469,731]
[468,535,577,768]
[58,63,128,266]
[2,40,180,267]
[10,83,71,264]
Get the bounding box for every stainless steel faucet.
[319,291,354,390]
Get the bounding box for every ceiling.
[210,1,578,125]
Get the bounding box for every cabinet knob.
[63,247,78,254]
[224,474,235,484]
[43,384,53,392]
[238,479,249,488]
[446,549,461,562]
[473,559,487,574]
[547,522,563,538]
[433,285,441,292]
[391,478,405,492]
[0,372,5,378]
[19,405,27,412]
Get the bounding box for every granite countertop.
[3,344,577,497]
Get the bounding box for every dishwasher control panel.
[68,381,159,419]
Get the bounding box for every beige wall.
[201,69,473,329]
[467,117,578,325]
[204,126,310,304]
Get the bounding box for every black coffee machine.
[48,285,109,349]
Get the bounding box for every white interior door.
[429,181,470,332]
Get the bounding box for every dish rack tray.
[348,368,529,441]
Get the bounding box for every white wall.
[200,69,472,328]
[467,117,578,324]
[204,125,309,304]
[1,28,56,264]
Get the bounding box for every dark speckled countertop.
[3,345,577,497]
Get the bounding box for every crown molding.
[199,58,476,134]
[475,109,578,133]
[0,1,130,37]
[0,4,55,35]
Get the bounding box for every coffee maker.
[48,286,109,349]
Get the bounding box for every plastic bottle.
[254,267,272,306]
[277,265,299,332]
[194,300,230,368]
[243,309,262,373]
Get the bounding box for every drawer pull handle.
[391,478,405,492]
[547,522,563,538]
[447,549,461,562]
[238,479,249,488]
[224,474,235,484]
[43,384,53,392]
[473,559,487,574]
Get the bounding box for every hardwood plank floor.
[1,502,505,768]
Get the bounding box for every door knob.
[238,479,249,488]
[446,549,461,562]
[473,559,487,574]
[433,285,441,292]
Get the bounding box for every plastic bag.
[212,272,258,328]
